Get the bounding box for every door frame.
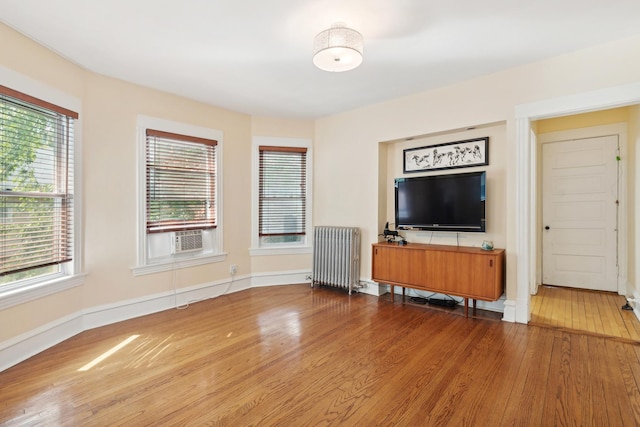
[537,125,627,294]
[511,81,640,324]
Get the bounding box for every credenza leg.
[464,298,469,317]
[390,285,394,303]
[402,287,405,304]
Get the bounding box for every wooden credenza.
[372,242,505,316]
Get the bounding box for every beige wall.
[381,124,507,249]
[631,106,640,294]
[81,72,254,308]
[249,116,315,274]
[2,21,640,349]
[0,20,319,345]
[314,34,640,302]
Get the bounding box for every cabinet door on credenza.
[372,245,420,285]
[442,252,475,297]
[372,245,394,282]
[476,254,503,300]
[445,252,502,300]
[421,248,447,292]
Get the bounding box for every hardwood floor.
[531,285,640,342]
[2,284,640,425]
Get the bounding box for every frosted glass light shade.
[313,23,363,72]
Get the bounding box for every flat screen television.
[395,171,486,232]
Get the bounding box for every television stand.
[371,242,505,317]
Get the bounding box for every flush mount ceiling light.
[313,23,364,72]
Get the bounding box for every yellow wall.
[537,107,630,133]
[630,106,640,294]
[535,108,636,293]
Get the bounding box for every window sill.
[0,273,86,310]
[132,253,227,276]
[249,246,312,256]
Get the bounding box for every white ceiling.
[2,0,640,119]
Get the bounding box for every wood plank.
[576,289,588,334]
[607,293,632,339]
[2,284,640,425]
[500,326,557,426]
[531,285,640,343]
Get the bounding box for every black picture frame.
[403,137,489,173]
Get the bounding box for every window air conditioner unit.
[174,230,203,254]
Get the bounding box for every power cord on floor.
[171,254,205,310]
[408,289,462,307]
[174,262,236,311]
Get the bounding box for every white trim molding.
[502,299,516,322]
[537,123,629,296]
[135,115,225,271]
[0,274,251,372]
[358,280,385,296]
[250,136,313,255]
[630,287,640,324]
[0,67,85,312]
[251,270,311,287]
[0,311,84,373]
[514,81,640,324]
[0,274,85,310]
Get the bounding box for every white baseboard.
[83,275,251,330]
[629,287,640,323]
[251,270,311,288]
[0,275,251,372]
[1,272,518,372]
[356,280,384,296]
[0,312,83,372]
[502,299,517,322]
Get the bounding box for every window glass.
[1,87,76,284]
[258,146,307,246]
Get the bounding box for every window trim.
[250,136,312,256]
[134,116,225,273]
[0,67,84,309]
[1,89,76,277]
[258,145,307,238]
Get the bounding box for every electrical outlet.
[230,264,237,276]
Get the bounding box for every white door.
[542,135,618,291]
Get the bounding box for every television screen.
[395,171,486,232]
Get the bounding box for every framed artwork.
[403,137,489,173]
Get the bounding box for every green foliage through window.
[1,88,75,281]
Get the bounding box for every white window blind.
[0,85,77,277]
[258,146,307,237]
[146,129,217,233]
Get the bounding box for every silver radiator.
[312,226,361,294]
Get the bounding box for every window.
[251,137,311,254]
[259,146,307,245]
[1,84,77,285]
[146,129,217,233]
[134,116,224,275]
